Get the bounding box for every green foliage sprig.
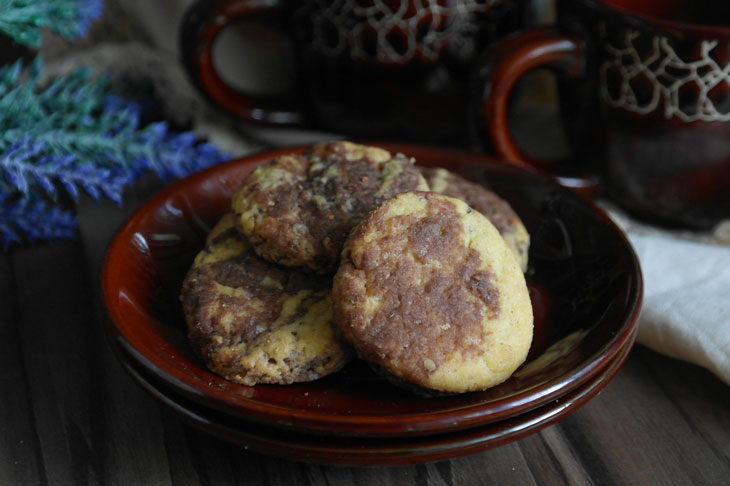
[0,57,230,248]
[0,0,103,47]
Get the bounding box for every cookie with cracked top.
[231,141,429,274]
[180,214,352,386]
[333,191,533,394]
[421,167,530,272]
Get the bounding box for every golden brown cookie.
[333,192,533,394]
[422,167,530,271]
[231,141,429,274]
[180,214,352,386]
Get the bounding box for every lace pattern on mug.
[297,0,504,64]
[599,28,730,122]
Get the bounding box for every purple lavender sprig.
[0,193,77,249]
[1,60,230,186]
[1,136,133,204]
[0,57,231,248]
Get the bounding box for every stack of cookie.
[181,142,533,393]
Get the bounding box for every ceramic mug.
[180,0,528,146]
[471,0,730,229]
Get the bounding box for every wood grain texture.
[0,255,47,486]
[1,186,729,486]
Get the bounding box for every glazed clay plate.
[102,142,642,438]
[111,326,637,466]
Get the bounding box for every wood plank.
[11,240,173,485]
[636,347,730,476]
[519,426,593,485]
[161,420,261,486]
[313,463,422,486]
[553,346,730,486]
[157,414,206,485]
[11,241,97,485]
[0,252,47,486]
[442,443,536,486]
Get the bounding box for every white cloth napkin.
[606,207,730,385]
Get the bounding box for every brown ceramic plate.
[111,325,637,466]
[102,142,642,438]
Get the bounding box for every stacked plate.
[102,143,642,466]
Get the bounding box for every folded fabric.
[624,231,730,385]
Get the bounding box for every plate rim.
[112,325,638,466]
[102,143,643,437]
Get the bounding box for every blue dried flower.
[1,136,133,204]
[0,56,231,248]
[0,193,77,249]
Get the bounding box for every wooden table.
[2,177,729,486]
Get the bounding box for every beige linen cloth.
[607,207,730,385]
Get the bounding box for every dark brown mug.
[471,0,730,230]
[180,0,528,146]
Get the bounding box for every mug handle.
[473,27,598,195]
[179,0,303,125]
